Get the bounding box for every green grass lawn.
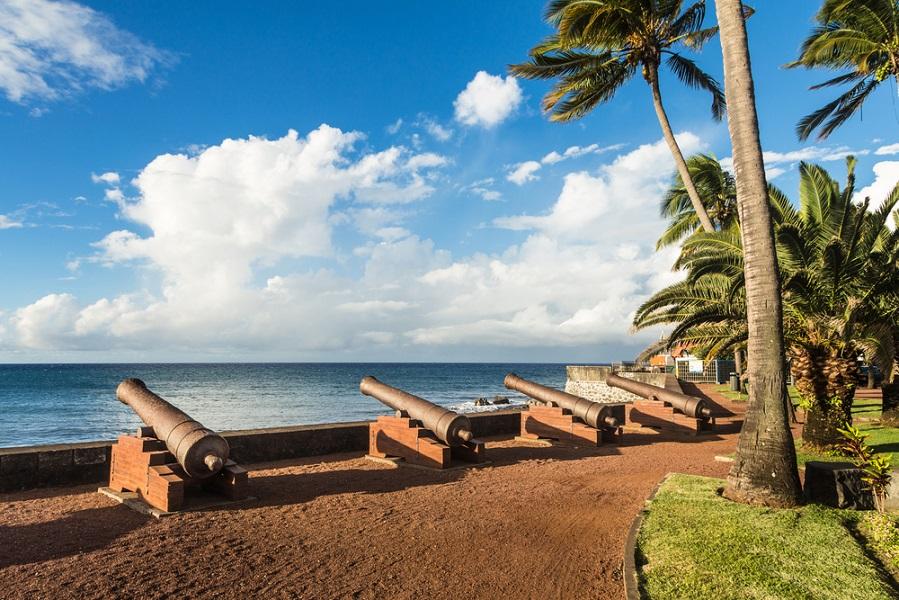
[794,396,899,466]
[636,474,898,599]
[714,384,802,405]
[714,384,747,402]
[716,391,899,466]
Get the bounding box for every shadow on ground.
[237,441,626,509]
[680,382,739,419]
[0,506,147,568]
[233,425,744,511]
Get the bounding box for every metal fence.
[675,359,736,384]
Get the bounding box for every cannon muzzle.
[360,376,474,446]
[504,373,621,429]
[116,378,229,478]
[605,373,712,419]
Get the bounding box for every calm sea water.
[0,363,569,448]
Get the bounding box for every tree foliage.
[511,0,725,122]
[789,0,899,140]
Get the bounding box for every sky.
[0,0,897,363]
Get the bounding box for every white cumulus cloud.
[0,215,24,229]
[721,144,869,176]
[417,115,453,141]
[496,133,703,240]
[875,143,899,156]
[3,130,701,360]
[453,71,522,128]
[505,143,624,186]
[91,171,120,185]
[0,0,169,103]
[541,143,623,165]
[506,161,541,185]
[855,161,899,206]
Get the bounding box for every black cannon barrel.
[504,373,621,429]
[116,378,229,478]
[360,376,474,446]
[605,373,712,419]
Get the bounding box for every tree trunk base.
[724,473,802,508]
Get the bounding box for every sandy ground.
[0,386,745,600]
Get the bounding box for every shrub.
[838,425,892,513]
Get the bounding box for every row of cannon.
[115,372,713,479]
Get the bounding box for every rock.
[804,461,875,510]
[474,397,490,406]
[492,396,510,405]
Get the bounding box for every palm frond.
[510,49,618,80]
[664,53,726,120]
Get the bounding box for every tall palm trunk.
[715,0,802,507]
[647,65,716,233]
[789,346,856,447]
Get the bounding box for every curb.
[623,472,673,600]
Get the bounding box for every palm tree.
[658,153,738,248]
[789,0,899,140]
[510,0,724,233]
[635,158,899,447]
[713,0,802,507]
[777,161,899,445]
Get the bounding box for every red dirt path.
[0,386,745,600]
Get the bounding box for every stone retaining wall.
[565,365,680,404]
[0,409,523,493]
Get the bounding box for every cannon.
[361,376,484,468]
[360,376,474,445]
[117,378,229,478]
[504,373,624,446]
[605,373,712,419]
[106,379,247,514]
[504,373,621,430]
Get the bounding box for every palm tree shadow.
[0,506,147,568]
[869,442,899,455]
[679,382,739,418]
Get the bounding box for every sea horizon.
[0,362,591,448]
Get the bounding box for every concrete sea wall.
[565,365,680,403]
[0,409,522,493]
[0,369,686,493]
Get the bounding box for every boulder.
[474,397,490,407]
[492,396,510,405]
[804,461,875,510]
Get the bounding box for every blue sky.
[0,0,897,362]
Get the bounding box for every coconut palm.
[510,0,724,233]
[636,158,899,448]
[695,0,799,506]
[789,0,899,140]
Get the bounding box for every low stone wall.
[0,409,523,493]
[564,365,679,404]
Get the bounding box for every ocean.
[0,363,570,448]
